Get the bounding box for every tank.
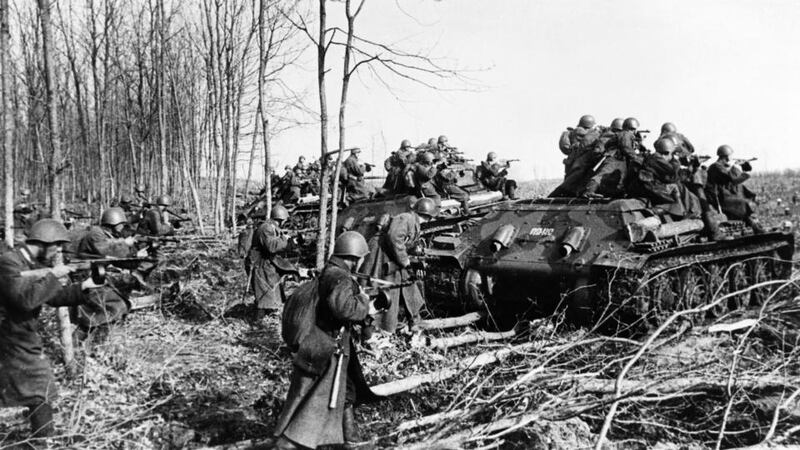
[418,197,795,332]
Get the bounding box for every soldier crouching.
[0,219,103,439]
[272,231,377,450]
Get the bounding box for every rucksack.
[281,278,319,352]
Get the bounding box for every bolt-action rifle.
[20,256,157,281]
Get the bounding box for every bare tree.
[1,0,12,248]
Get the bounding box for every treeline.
[2,0,304,233]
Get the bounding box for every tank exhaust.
[559,226,586,258]
[491,224,517,252]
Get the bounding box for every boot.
[343,406,373,449]
[703,212,729,241]
[28,403,55,439]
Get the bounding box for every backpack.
[281,278,319,352]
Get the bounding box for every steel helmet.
[135,183,146,193]
[332,231,370,258]
[101,207,128,226]
[623,117,639,131]
[271,204,289,221]
[20,188,31,196]
[400,139,412,149]
[578,114,596,129]
[27,219,70,245]
[610,118,624,131]
[487,151,498,160]
[661,122,677,134]
[156,195,172,206]
[421,152,435,164]
[351,148,361,154]
[437,135,448,145]
[414,197,440,218]
[654,138,676,155]
[120,193,133,204]
[284,165,293,171]
[427,137,437,147]
[717,145,734,157]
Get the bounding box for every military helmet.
[332,231,370,258]
[623,117,639,131]
[285,165,293,171]
[437,135,448,145]
[610,118,624,131]
[487,151,498,160]
[400,139,412,149]
[27,219,70,245]
[101,207,128,226]
[419,152,434,164]
[156,195,172,206]
[120,193,133,204]
[717,145,734,157]
[271,204,289,221]
[654,138,676,155]
[20,188,31,196]
[351,148,361,154]
[661,122,677,134]
[414,197,440,218]
[578,114,596,129]
[135,183,146,193]
[427,137,437,147]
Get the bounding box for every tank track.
[594,238,794,335]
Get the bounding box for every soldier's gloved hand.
[741,161,753,172]
[51,264,75,279]
[81,277,105,290]
[135,248,149,258]
[124,236,136,247]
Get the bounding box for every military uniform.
[434,165,470,212]
[247,219,290,311]
[478,160,517,199]
[137,208,174,236]
[706,160,757,221]
[273,256,374,448]
[342,154,372,203]
[583,129,639,198]
[551,127,602,197]
[361,212,426,332]
[73,226,136,330]
[383,149,414,194]
[629,154,689,217]
[280,171,302,204]
[0,247,87,437]
[411,161,439,201]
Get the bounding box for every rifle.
[20,257,157,280]
[62,208,92,219]
[734,157,757,165]
[134,202,191,222]
[324,147,360,157]
[501,159,520,165]
[352,272,416,295]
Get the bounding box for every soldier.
[478,152,518,200]
[134,183,148,204]
[0,219,103,438]
[629,139,686,217]
[706,145,764,233]
[280,165,302,204]
[410,151,440,202]
[73,207,148,335]
[559,115,600,174]
[582,117,642,198]
[138,195,175,236]
[657,122,695,157]
[342,148,374,203]
[433,156,470,214]
[361,198,437,333]
[550,117,609,197]
[246,205,293,320]
[383,139,414,194]
[294,156,308,177]
[272,231,376,450]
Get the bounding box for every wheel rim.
[728,263,749,311]
[748,257,770,306]
[706,263,729,319]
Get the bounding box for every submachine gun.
[20,256,157,284]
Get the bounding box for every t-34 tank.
[421,197,795,332]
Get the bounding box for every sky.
[258,0,800,182]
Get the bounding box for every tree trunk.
[38,0,74,368]
[1,0,12,248]
[315,0,329,269]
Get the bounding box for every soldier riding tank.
[417,196,794,332]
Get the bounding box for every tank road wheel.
[643,272,676,328]
[679,265,710,325]
[747,257,771,306]
[705,263,730,319]
[728,262,750,311]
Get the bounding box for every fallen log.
[130,294,159,311]
[398,412,541,450]
[416,312,483,331]
[397,409,466,433]
[371,340,546,397]
[565,374,800,396]
[428,329,517,350]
